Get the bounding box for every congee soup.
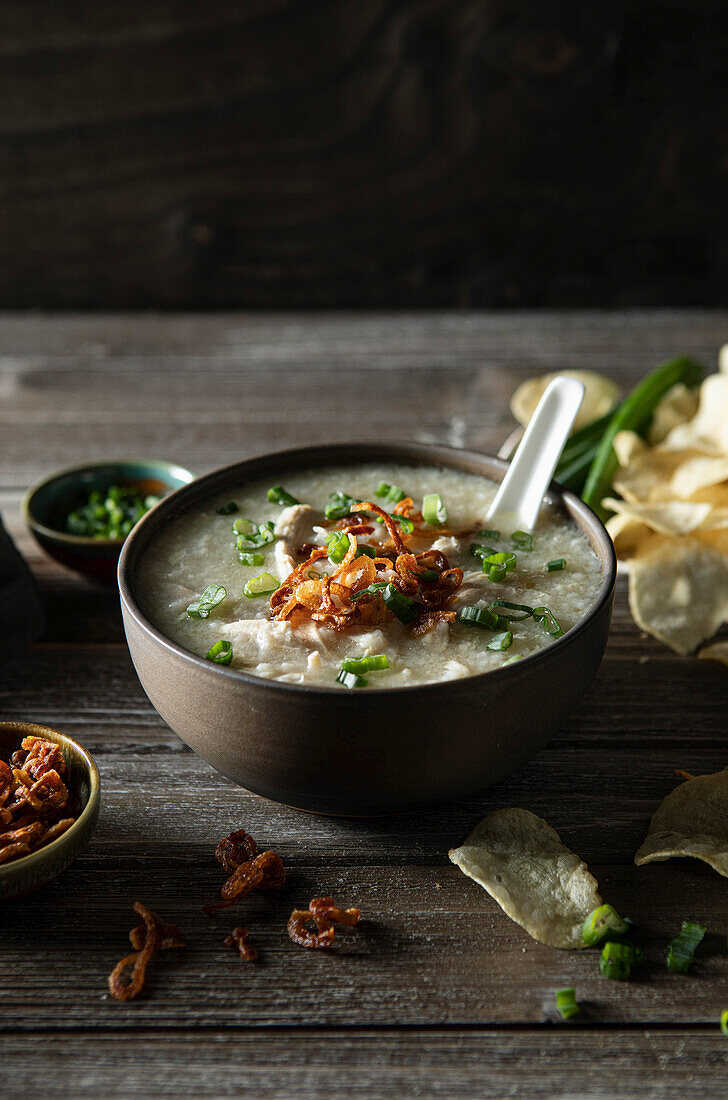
[134,463,602,689]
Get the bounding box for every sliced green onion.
[376,513,414,533]
[217,501,239,515]
[555,988,580,1020]
[235,521,276,551]
[349,582,388,602]
[186,584,227,619]
[267,485,299,507]
[582,904,628,947]
[381,583,420,625]
[487,631,513,651]
[457,606,510,631]
[600,941,632,981]
[205,640,233,666]
[325,491,360,521]
[422,493,448,526]
[376,482,406,504]
[666,921,706,973]
[488,600,534,621]
[720,1009,728,1037]
[602,940,643,967]
[547,558,566,572]
[486,562,507,582]
[327,530,352,565]
[470,543,497,561]
[237,551,265,567]
[478,529,500,541]
[355,545,378,559]
[232,517,255,536]
[511,530,533,551]
[243,573,280,598]
[64,484,159,539]
[336,669,368,689]
[340,655,389,675]
[482,551,516,571]
[416,569,439,581]
[532,606,564,637]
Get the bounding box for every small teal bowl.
[23,459,195,585]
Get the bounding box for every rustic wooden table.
[2,312,728,1098]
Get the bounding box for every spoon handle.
[486,376,585,532]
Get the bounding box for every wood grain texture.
[2,311,728,1097]
[0,2,727,308]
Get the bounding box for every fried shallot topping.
[108,902,184,1002]
[225,926,258,962]
[205,827,286,915]
[0,737,78,864]
[287,896,361,950]
[269,499,463,634]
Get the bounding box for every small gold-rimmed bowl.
[0,721,100,901]
[22,459,195,584]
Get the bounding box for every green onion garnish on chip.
[666,921,706,973]
[186,584,227,619]
[547,558,566,572]
[267,485,299,506]
[422,493,447,526]
[205,640,233,666]
[555,988,580,1020]
[243,573,280,598]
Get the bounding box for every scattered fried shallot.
[205,827,286,915]
[0,737,78,864]
[287,895,361,949]
[108,902,184,1002]
[225,926,258,962]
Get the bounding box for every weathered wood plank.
[2,1028,727,1098]
[0,311,725,487]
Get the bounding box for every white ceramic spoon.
[486,376,585,532]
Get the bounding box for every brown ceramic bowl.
[118,443,616,815]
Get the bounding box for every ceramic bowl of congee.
[117,442,616,815]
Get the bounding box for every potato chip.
[448,808,601,949]
[647,382,700,445]
[661,374,728,456]
[719,342,728,374]
[612,430,646,468]
[604,498,715,537]
[510,371,619,432]
[628,536,728,654]
[697,639,728,668]
[635,768,728,876]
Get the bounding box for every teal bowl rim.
[22,459,196,549]
[0,720,101,886]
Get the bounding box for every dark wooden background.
[2,1,727,310]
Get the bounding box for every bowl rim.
[22,459,196,548]
[118,441,617,699]
[0,720,101,880]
